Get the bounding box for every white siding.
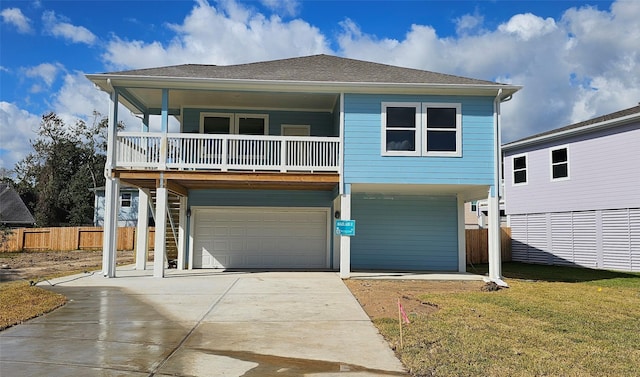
[527,214,550,264]
[572,211,597,268]
[631,209,640,271]
[511,208,640,272]
[602,209,633,271]
[510,215,528,262]
[551,213,574,266]
[504,123,640,215]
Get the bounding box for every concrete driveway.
[0,267,408,376]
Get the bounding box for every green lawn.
[0,281,67,330]
[375,263,640,377]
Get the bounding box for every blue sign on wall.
[335,220,356,236]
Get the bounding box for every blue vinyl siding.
[94,189,142,227]
[343,94,495,185]
[350,194,458,271]
[188,189,333,208]
[182,108,335,136]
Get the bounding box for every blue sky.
[1,0,639,171]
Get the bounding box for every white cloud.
[102,0,329,70]
[455,12,484,35]
[0,102,39,170]
[336,1,640,142]
[24,62,63,87]
[42,10,97,45]
[1,7,33,34]
[260,0,300,17]
[498,13,557,41]
[0,71,148,170]
[48,71,142,131]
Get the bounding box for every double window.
[382,102,461,157]
[120,193,132,208]
[551,146,569,180]
[511,147,570,185]
[200,113,269,135]
[512,154,527,185]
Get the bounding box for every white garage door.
[192,207,329,269]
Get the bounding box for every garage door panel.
[193,208,328,269]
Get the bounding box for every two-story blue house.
[87,55,520,280]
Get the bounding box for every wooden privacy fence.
[466,227,512,264]
[0,227,155,252]
[2,226,511,264]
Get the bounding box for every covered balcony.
[116,132,340,173]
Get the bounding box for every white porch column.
[102,177,119,277]
[102,81,119,278]
[154,183,168,278]
[487,189,504,283]
[177,196,188,270]
[339,192,351,279]
[488,88,507,286]
[135,188,150,270]
[457,195,467,273]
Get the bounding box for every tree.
[14,112,119,227]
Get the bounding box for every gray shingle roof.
[504,104,640,148]
[105,54,505,86]
[0,184,35,225]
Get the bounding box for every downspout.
[339,92,345,195]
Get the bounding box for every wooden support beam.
[113,170,339,191]
[166,180,188,196]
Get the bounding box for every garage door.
[192,207,329,269]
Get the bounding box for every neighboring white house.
[503,104,640,272]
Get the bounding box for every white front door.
[193,207,329,269]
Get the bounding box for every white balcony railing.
[115,132,340,173]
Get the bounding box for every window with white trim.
[201,113,233,134]
[512,154,527,185]
[551,147,569,180]
[423,103,462,156]
[120,193,132,208]
[381,102,461,156]
[382,103,420,156]
[281,124,311,136]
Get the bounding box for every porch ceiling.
[113,170,340,193]
[120,88,339,114]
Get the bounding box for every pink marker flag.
[398,299,410,324]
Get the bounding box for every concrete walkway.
[0,267,408,376]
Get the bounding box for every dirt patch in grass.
[344,279,484,320]
[0,249,135,283]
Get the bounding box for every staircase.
[149,190,182,264]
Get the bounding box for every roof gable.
[0,184,35,225]
[103,54,505,86]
